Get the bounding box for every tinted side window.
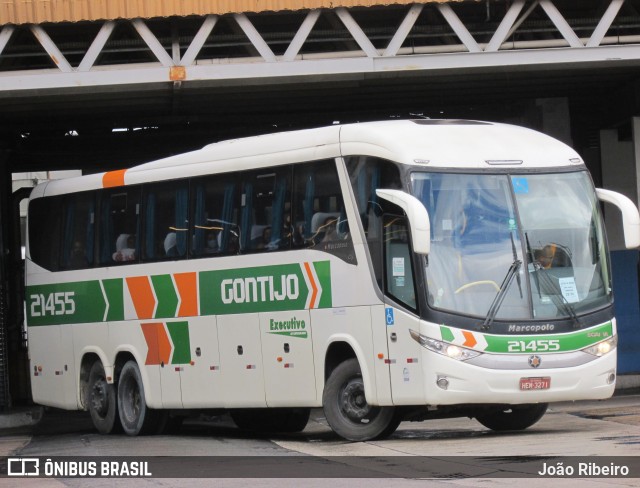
[240,167,292,253]
[28,196,61,271]
[292,160,355,264]
[346,157,402,287]
[98,187,141,265]
[143,181,189,261]
[384,215,417,311]
[191,173,240,257]
[60,192,95,270]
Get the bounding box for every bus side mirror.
[596,188,640,249]
[376,189,430,255]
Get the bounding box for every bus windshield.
[411,171,611,321]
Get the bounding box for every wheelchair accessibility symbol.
[385,308,395,326]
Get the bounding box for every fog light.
[607,372,616,385]
[436,376,449,390]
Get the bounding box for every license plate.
[519,377,551,390]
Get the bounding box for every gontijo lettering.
[221,274,299,304]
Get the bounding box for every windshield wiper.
[532,261,581,329]
[482,259,522,331]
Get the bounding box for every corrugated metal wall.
[0,0,459,25]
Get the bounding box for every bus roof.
[33,120,583,198]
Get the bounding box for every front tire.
[475,403,548,431]
[117,360,158,436]
[86,361,120,434]
[323,358,399,441]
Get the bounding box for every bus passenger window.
[60,192,95,270]
[191,175,240,257]
[240,168,291,253]
[98,188,141,266]
[142,181,189,262]
[28,196,62,271]
[292,160,355,263]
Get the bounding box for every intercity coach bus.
[25,120,640,441]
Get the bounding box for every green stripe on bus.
[26,281,106,326]
[102,278,124,321]
[166,321,191,364]
[440,326,455,343]
[151,274,179,319]
[314,261,332,309]
[483,322,613,353]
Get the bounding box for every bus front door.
[383,215,425,405]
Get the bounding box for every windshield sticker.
[508,218,517,231]
[558,277,580,303]
[512,177,529,194]
[392,257,405,276]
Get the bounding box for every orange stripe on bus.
[141,323,172,366]
[304,262,318,309]
[462,330,477,348]
[102,169,127,188]
[174,272,197,317]
[126,276,156,319]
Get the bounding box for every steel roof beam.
[436,3,481,53]
[78,21,115,72]
[335,7,379,57]
[539,0,583,48]
[30,25,73,72]
[181,15,218,66]
[588,0,625,47]
[485,0,526,52]
[132,18,174,67]
[0,25,14,56]
[283,10,321,62]
[1,44,639,94]
[383,4,424,57]
[234,13,277,62]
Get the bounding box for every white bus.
[25,120,640,441]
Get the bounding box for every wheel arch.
[323,334,378,404]
[78,349,109,410]
[113,347,162,409]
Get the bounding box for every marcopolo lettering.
[508,324,555,333]
[221,275,299,304]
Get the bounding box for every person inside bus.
[69,240,87,269]
[321,217,339,242]
[205,230,220,253]
[535,244,572,269]
[256,226,272,249]
[113,233,136,262]
[164,232,177,257]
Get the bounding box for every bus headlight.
[409,329,481,361]
[582,335,618,357]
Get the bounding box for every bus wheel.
[86,361,120,434]
[475,403,548,431]
[323,358,399,441]
[117,361,158,436]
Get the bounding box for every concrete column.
[536,97,573,146]
[600,126,637,250]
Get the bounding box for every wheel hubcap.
[90,380,108,416]
[340,378,376,423]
